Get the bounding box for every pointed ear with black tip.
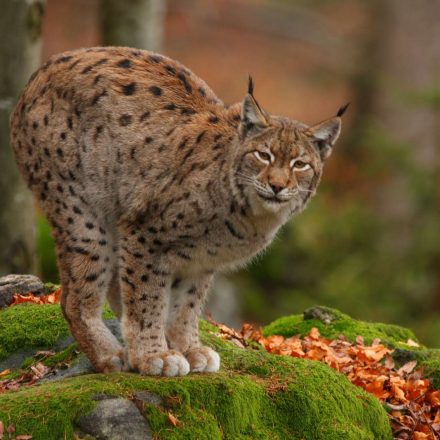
[308,118,341,160]
[239,76,268,139]
[308,103,349,160]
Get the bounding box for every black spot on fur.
[85,222,94,229]
[148,55,163,64]
[165,65,176,75]
[196,131,206,144]
[177,72,192,93]
[116,59,131,68]
[58,55,73,63]
[81,65,93,74]
[149,86,162,96]
[178,138,188,149]
[225,220,244,240]
[140,111,150,122]
[85,273,98,282]
[122,82,136,95]
[208,115,219,123]
[119,114,133,126]
[145,136,153,144]
[164,103,176,110]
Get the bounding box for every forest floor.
[0,290,439,439]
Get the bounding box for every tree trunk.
[100,0,165,51]
[0,0,45,276]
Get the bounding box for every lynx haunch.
[10,47,347,376]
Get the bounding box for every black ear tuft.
[248,75,254,96]
[336,102,350,118]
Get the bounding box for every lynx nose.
[270,184,284,195]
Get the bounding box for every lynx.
[10,47,347,376]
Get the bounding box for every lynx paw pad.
[185,346,220,373]
[138,351,190,377]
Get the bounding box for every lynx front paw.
[185,346,220,373]
[136,350,190,377]
[95,349,128,373]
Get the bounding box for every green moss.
[0,304,69,361]
[263,306,417,348]
[0,304,392,439]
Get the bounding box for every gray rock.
[45,353,94,381]
[0,274,45,308]
[133,391,163,407]
[303,306,337,325]
[76,397,153,440]
[0,349,37,371]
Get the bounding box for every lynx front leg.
[167,274,220,373]
[119,233,189,376]
[56,228,126,373]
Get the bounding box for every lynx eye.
[254,151,272,164]
[290,159,311,171]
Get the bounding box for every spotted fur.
[10,46,344,376]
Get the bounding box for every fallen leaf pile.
[210,319,440,439]
[0,350,78,394]
[10,288,62,306]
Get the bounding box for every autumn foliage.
[211,319,440,439]
[9,288,62,306]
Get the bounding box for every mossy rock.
[0,304,393,439]
[263,306,417,347]
[263,305,440,389]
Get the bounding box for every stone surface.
[75,397,153,440]
[133,391,163,407]
[45,354,94,381]
[303,306,337,324]
[0,274,45,308]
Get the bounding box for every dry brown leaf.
[413,432,429,440]
[167,412,180,427]
[428,390,440,407]
[397,360,417,376]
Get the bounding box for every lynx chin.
[10,47,347,376]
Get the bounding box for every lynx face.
[235,124,321,213]
[235,84,345,214]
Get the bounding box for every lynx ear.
[239,76,268,138]
[308,103,349,160]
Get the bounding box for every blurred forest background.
[1,0,439,346]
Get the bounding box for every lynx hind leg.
[167,275,220,373]
[55,216,126,373]
[118,228,189,377]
